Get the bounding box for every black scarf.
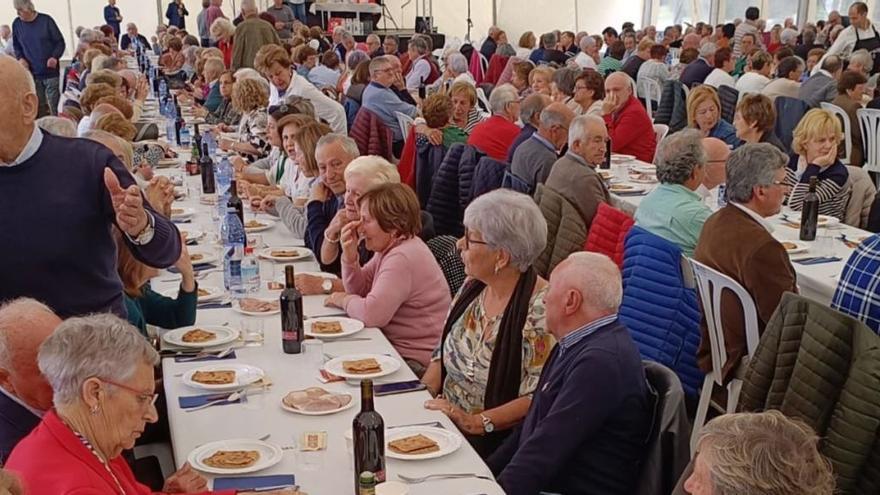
[440,267,538,457]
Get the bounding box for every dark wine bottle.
[227,179,244,226]
[199,143,215,194]
[191,123,202,162]
[418,76,427,101]
[353,379,385,492]
[799,176,819,241]
[280,265,304,354]
[602,136,612,170]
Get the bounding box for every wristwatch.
[480,413,495,434]
[322,279,333,294]
[129,212,155,245]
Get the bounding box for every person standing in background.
[103,0,122,39]
[285,0,306,24]
[11,0,65,118]
[166,0,189,29]
[0,25,14,56]
[205,0,227,41]
[197,0,211,47]
[266,0,295,40]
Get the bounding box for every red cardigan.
[467,115,521,161]
[5,410,235,495]
[603,95,657,163]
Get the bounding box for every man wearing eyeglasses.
[362,55,418,150]
[698,137,730,208]
[510,102,575,190]
[0,298,60,464]
[693,143,797,385]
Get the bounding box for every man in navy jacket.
[488,252,652,495]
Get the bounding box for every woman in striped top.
[785,109,850,220]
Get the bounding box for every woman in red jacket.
[210,17,236,69]
[5,314,296,495]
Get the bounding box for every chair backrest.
[857,108,880,174]
[774,96,810,153]
[653,123,669,146]
[394,111,415,139]
[478,52,489,73]
[687,258,761,387]
[716,85,738,123]
[639,78,662,120]
[821,102,852,165]
[476,87,491,113]
[426,235,466,296]
[681,84,690,99]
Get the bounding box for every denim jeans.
[35,76,60,118]
[291,2,307,23]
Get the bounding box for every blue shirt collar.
[531,132,557,153]
[558,313,618,356]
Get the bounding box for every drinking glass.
[815,232,835,258]
[241,319,264,346]
[294,434,326,471]
[302,340,324,369]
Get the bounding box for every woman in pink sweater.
[325,182,451,375]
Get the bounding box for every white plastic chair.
[857,108,880,185]
[478,52,489,74]
[686,258,760,454]
[394,111,415,139]
[476,87,491,113]
[821,102,853,165]
[653,123,669,144]
[639,78,662,121]
[681,83,690,100]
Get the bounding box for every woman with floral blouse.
[421,189,556,459]
[219,78,270,162]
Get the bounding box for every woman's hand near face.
[813,142,838,167]
[340,219,361,265]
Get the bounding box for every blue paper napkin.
[173,350,236,363]
[178,392,242,409]
[197,302,232,310]
[213,474,296,490]
[168,263,216,274]
[795,256,842,265]
[173,219,193,224]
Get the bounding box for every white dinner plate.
[608,184,647,194]
[259,246,313,262]
[629,173,658,184]
[188,438,282,475]
[243,218,276,232]
[304,317,365,339]
[780,240,809,255]
[187,250,217,266]
[597,170,613,180]
[157,158,179,168]
[160,285,224,302]
[610,154,636,163]
[170,207,195,221]
[199,194,217,205]
[323,353,401,380]
[232,298,281,316]
[279,389,355,416]
[632,164,657,173]
[182,363,265,391]
[385,426,463,461]
[162,325,239,349]
[179,228,205,242]
[784,213,840,228]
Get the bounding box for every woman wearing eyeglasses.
[4,314,298,495]
[421,189,556,459]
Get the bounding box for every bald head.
[682,33,701,50]
[604,72,633,113]
[0,55,39,163]
[545,252,622,339]
[701,137,729,189]
[0,298,61,411]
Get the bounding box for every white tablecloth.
[609,158,866,305]
[151,158,503,494]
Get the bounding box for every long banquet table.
[607,157,871,305]
[149,154,503,494]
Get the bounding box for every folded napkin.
[795,256,842,265]
[178,392,242,409]
[173,219,193,224]
[197,302,232,310]
[213,475,296,490]
[168,263,217,274]
[173,350,236,362]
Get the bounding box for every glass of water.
[240,318,264,346]
[302,339,324,369]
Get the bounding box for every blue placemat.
[168,263,217,274]
[178,392,242,409]
[794,256,842,265]
[213,474,296,490]
[173,350,237,363]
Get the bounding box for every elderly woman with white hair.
[325,181,451,375]
[3,314,298,495]
[466,83,522,160]
[422,189,555,458]
[683,411,835,495]
[405,35,438,92]
[432,52,474,92]
[36,116,76,137]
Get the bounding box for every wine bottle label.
[281,330,298,341]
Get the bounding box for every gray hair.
[654,128,706,184]
[100,56,122,70]
[496,43,516,57]
[0,298,54,369]
[346,49,370,71]
[79,28,99,43]
[541,32,558,49]
[520,93,549,124]
[579,35,596,51]
[368,55,394,76]
[539,104,570,128]
[463,189,548,272]
[699,42,717,59]
[37,116,77,137]
[13,0,34,11]
[316,133,360,159]
[559,252,622,312]
[568,114,605,149]
[552,67,580,96]
[850,49,874,73]
[408,36,429,55]
[780,28,799,46]
[240,0,257,13]
[341,32,355,44]
[38,314,159,407]
[446,53,468,75]
[489,83,519,115]
[725,143,788,203]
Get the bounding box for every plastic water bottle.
[179,124,191,147]
[220,207,246,298]
[204,130,218,156]
[241,247,260,293]
[165,114,177,147]
[214,153,233,220]
[716,184,728,209]
[158,78,168,102]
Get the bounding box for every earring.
[494,265,501,275]
[90,405,99,415]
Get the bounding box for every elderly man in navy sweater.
[488,252,652,495]
[0,55,181,318]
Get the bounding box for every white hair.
[344,155,400,188]
[568,114,605,149]
[579,35,596,51]
[13,0,34,11]
[233,68,270,93]
[463,189,548,272]
[780,28,799,46]
[0,298,54,369]
[36,116,76,137]
[850,49,874,72]
[91,54,109,72]
[446,53,468,75]
[699,42,717,59]
[38,314,159,407]
[560,252,623,312]
[489,83,519,115]
[316,133,360,160]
